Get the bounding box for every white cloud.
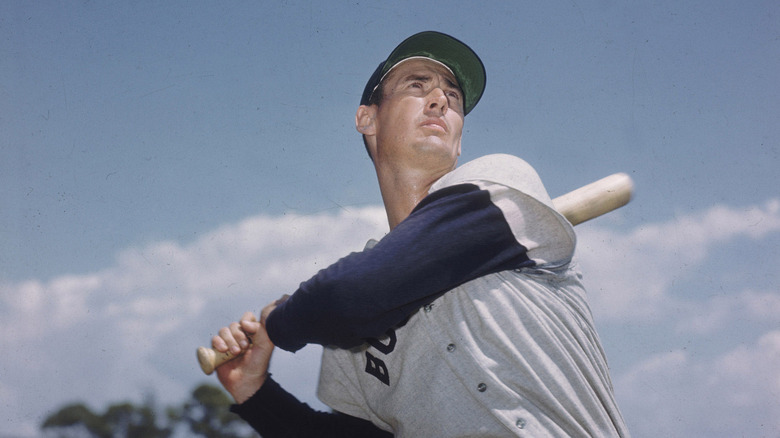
[675,288,780,335]
[0,205,387,435]
[711,331,780,408]
[616,330,780,437]
[3,200,780,436]
[576,198,780,322]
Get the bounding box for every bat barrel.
[552,172,633,226]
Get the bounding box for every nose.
[425,87,448,115]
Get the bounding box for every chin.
[412,144,459,168]
[415,137,456,153]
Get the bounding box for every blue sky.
[2,1,779,436]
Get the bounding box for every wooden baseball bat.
[552,172,634,226]
[197,345,235,375]
[196,172,634,374]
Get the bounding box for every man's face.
[370,58,465,168]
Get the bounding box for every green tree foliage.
[41,403,104,437]
[41,384,257,438]
[174,384,255,438]
[103,402,171,437]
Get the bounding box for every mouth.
[420,118,447,133]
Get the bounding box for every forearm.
[231,376,392,438]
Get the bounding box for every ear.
[355,105,377,136]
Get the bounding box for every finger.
[229,322,250,351]
[217,326,240,354]
[240,311,257,323]
[240,318,261,336]
[211,334,228,352]
[260,305,274,327]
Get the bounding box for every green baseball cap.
[360,31,486,115]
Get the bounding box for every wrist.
[231,372,270,405]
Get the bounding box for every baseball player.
[212,31,630,437]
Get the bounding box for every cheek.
[449,116,464,137]
[381,101,419,132]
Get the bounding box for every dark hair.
[361,81,386,159]
[366,81,385,107]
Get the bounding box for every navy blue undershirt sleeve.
[231,377,393,437]
[266,183,534,352]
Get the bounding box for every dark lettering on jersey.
[366,328,397,354]
[364,351,390,385]
[364,328,397,385]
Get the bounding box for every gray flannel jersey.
[316,155,630,437]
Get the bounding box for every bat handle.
[197,346,236,375]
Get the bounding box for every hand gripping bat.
[196,172,634,374]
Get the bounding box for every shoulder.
[431,154,553,209]
[433,154,577,266]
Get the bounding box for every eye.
[445,89,463,104]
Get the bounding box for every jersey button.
[477,383,487,392]
[516,418,526,429]
[446,343,456,352]
[423,304,434,313]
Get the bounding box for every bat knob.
[197,346,237,375]
[197,346,218,375]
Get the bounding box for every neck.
[374,160,452,229]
